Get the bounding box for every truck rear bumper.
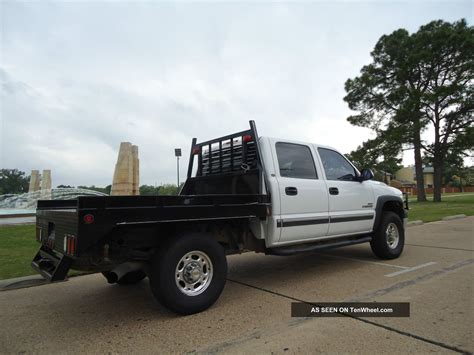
[31,246,72,282]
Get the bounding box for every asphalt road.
[0,217,472,354]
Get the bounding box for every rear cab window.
[275,142,318,179]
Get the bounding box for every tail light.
[243,134,253,143]
[83,214,94,224]
[63,234,76,256]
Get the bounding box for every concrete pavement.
[0,217,472,354]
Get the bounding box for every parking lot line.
[318,253,408,269]
[384,262,437,277]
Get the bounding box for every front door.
[316,147,375,236]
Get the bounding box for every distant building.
[395,166,434,188]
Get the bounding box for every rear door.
[271,140,330,243]
[316,147,375,236]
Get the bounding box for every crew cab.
[31,121,407,315]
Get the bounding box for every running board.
[266,236,372,256]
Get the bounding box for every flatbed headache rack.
[182,120,269,196]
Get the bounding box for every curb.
[407,214,468,227]
[0,213,36,219]
[0,272,93,292]
[442,214,467,221]
[407,220,424,227]
[0,222,36,226]
[0,275,49,291]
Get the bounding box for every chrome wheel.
[386,222,400,249]
[175,250,213,296]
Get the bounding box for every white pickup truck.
[32,121,407,315]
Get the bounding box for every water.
[0,188,107,213]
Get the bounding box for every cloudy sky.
[0,1,471,187]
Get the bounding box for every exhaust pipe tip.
[105,262,145,284]
[104,271,118,284]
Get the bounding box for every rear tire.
[370,211,404,259]
[102,270,147,285]
[149,233,227,315]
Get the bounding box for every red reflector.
[243,134,253,143]
[83,214,94,224]
[67,237,72,254]
[192,147,200,155]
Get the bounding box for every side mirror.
[360,169,374,182]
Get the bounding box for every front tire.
[370,211,404,259]
[149,233,227,315]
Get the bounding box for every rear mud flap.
[31,246,72,282]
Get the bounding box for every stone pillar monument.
[28,170,40,193]
[41,170,52,191]
[111,142,140,196]
[40,170,52,199]
[132,145,139,195]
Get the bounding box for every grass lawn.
[407,194,474,223]
[0,225,39,279]
[0,225,84,280]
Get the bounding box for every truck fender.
[372,195,406,231]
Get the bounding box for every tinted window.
[318,148,356,181]
[276,143,317,179]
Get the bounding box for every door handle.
[329,187,339,195]
[285,187,298,196]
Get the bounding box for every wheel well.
[382,201,405,222]
[162,220,265,255]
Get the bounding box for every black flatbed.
[33,120,270,282]
[37,194,269,224]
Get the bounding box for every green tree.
[157,183,183,196]
[0,169,30,194]
[139,185,161,196]
[423,126,473,187]
[344,19,473,202]
[346,129,403,181]
[460,166,474,187]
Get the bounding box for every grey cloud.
[1,1,471,186]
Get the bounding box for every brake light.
[83,214,94,224]
[243,134,253,143]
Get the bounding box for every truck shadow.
[226,244,377,283]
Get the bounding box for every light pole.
[175,148,182,187]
